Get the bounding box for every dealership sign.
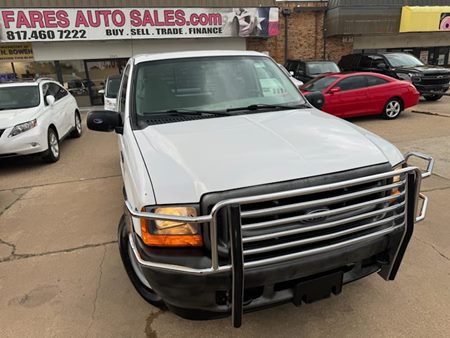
[0,8,279,42]
[400,6,450,32]
[0,43,33,61]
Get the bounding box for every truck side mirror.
[377,63,387,69]
[304,91,325,110]
[87,110,122,134]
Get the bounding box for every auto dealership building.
[1,0,449,106]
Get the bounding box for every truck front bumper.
[123,152,433,327]
[126,225,401,320]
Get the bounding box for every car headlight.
[140,206,203,247]
[9,119,37,137]
[396,73,412,82]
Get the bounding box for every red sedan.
[301,72,420,119]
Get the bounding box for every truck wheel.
[42,128,60,163]
[382,98,402,120]
[118,215,166,309]
[424,94,443,101]
[70,111,82,138]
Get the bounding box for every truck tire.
[118,215,166,309]
[424,94,443,101]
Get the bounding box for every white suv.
[87,51,432,327]
[0,78,82,162]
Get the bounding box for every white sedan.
[0,78,82,162]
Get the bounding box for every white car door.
[54,84,74,134]
[44,83,67,136]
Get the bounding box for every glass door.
[84,59,128,105]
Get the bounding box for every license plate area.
[293,270,344,306]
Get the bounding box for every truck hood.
[395,65,450,75]
[0,106,40,129]
[134,109,403,204]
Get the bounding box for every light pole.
[282,8,292,64]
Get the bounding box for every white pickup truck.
[87,51,433,327]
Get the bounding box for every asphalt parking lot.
[1,98,449,338]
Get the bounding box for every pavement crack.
[422,186,450,193]
[145,310,164,338]
[0,174,121,193]
[0,240,117,264]
[411,110,450,118]
[414,235,450,262]
[85,246,107,337]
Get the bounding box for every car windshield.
[302,76,338,92]
[133,56,305,119]
[306,62,340,75]
[0,85,40,110]
[106,77,121,98]
[384,53,424,67]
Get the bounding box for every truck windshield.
[384,53,424,67]
[306,62,340,75]
[133,56,305,118]
[0,86,40,110]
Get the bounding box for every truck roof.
[133,50,268,64]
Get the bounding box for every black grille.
[200,163,405,262]
[420,74,450,86]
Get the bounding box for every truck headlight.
[140,206,203,247]
[9,119,37,137]
[390,162,405,203]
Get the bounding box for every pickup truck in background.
[339,52,450,101]
[87,51,433,327]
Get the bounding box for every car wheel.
[70,111,82,138]
[42,128,60,163]
[424,94,443,101]
[382,98,402,120]
[118,214,166,309]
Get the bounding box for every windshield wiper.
[143,109,231,117]
[226,103,309,113]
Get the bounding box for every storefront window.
[13,61,57,80]
[85,59,127,105]
[0,62,15,80]
[60,60,91,107]
[0,61,57,80]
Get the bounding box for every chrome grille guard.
[126,152,433,327]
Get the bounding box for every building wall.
[354,32,450,50]
[32,38,246,61]
[247,1,350,63]
[326,35,353,62]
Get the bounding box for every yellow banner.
[400,6,450,32]
[0,43,33,61]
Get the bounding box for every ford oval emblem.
[300,207,330,225]
[93,118,103,124]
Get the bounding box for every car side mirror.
[87,110,122,134]
[329,87,341,94]
[45,95,55,105]
[304,91,325,110]
[98,89,105,94]
[377,63,387,69]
